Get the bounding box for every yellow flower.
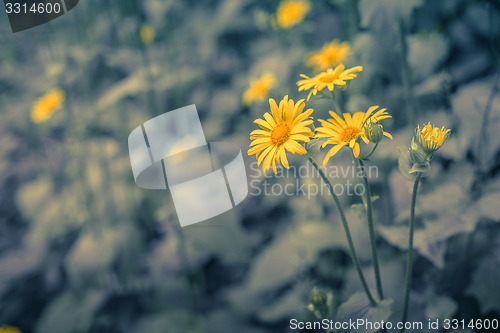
[0,325,21,333]
[305,39,351,72]
[273,0,311,29]
[414,122,450,155]
[31,88,65,123]
[315,106,392,165]
[297,64,363,101]
[243,72,277,106]
[249,95,314,173]
[140,24,155,45]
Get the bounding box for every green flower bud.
[365,121,384,144]
[409,138,429,165]
[310,287,327,308]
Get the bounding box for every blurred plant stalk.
[308,156,377,306]
[400,172,422,333]
[399,19,416,126]
[353,155,384,300]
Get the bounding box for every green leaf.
[409,163,430,174]
[351,195,380,214]
[397,145,417,180]
[466,243,500,315]
[65,224,141,286]
[408,33,449,82]
[133,310,203,333]
[360,0,423,30]
[379,182,480,268]
[336,292,393,333]
[425,296,458,321]
[35,291,107,333]
[182,208,249,265]
[244,221,346,294]
[257,282,312,323]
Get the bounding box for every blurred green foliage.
[0,0,499,332]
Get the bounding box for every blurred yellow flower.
[0,325,21,333]
[305,39,351,72]
[140,24,155,45]
[243,72,277,106]
[249,95,314,173]
[273,0,311,29]
[316,106,392,165]
[31,88,65,123]
[415,122,450,155]
[297,64,363,101]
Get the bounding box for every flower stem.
[331,92,343,116]
[399,19,416,126]
[308,157,377,306]
[354,157,384,300]
[360,143,378,160]
[400,172,422,333]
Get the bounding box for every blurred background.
[0,0,499,332]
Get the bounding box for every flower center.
[340,126,361,142]
[271,123,291,145]
[319,73,338,83]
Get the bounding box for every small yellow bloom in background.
[273,0,311,29]
[414,122,450,155]
[140,24,155,45]
[242,72,277,106]
[0,325,21,333]
[305,39,351,72]
[315,106,392,165]
[248,95,314,173]
[297,64,363,101]
[31,88,65,123]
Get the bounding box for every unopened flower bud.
[365,121,384,143]
[310,287,327,308]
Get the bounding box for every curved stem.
[360,143,379,160]
[400,173,422,333]
[308,157,377,306]
[354,157,384,300]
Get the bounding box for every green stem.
[360,143,378,160]
[400,173,422,333]
[331,93,343,116]
[140,47,159,116]
[347,0,360,41]
[308,157,377,306]
[354,157,384,300]
[399,19,416,126]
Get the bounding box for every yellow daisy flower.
[297,64,363,101]
[0,325,21,333]
[140,24,155,45]
[31,88,65,123]
[305,39,351,72]
[242,72,277,106]
[273,0,311,29]
[415,123,450,155]
[316,106,392,165]
[249,95,314,173]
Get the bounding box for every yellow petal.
[322,143,346,165]
[352,142,360,157]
